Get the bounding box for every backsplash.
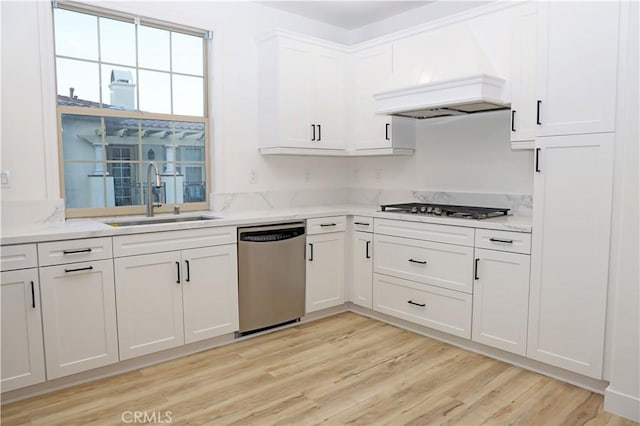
[210,188,533,216]
[1,199,65,227]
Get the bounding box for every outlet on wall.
[1,170,10,187]
[249,169,257,184]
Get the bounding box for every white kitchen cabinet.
[115,251,185,360]
[39,258,119,379]
[351,45,415,155]
[1,268,46,392]
[306,224,345,313]
[259,32,347,153]
[510,3,537,149]
[182,245,239,344]
[528,133,614,378]
[535,1,619,136]
[114,228,239,360]
[350,229,373,309]
[472,248,530,356]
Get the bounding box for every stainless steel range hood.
[374,74,509,119]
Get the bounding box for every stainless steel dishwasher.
[237,222,306,335]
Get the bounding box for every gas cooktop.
[380,203,510,220]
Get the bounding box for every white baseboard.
[605,387,640,422]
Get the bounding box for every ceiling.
[258,1,433,30]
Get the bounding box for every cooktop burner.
[380,203,510,220]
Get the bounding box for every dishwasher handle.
[239,226,305,242]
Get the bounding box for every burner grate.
[380,203,509,220]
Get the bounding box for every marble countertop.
[0,205,532,245]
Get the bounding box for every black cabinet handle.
[308,243,314,261]
[535,148,541,173]
[320,223,336,227]
[30,281,36,309]
[63,248,92,255]
[317,124,321,141]
[536,100,542,125]
[474,258,480,280]
[365,241,371,259]
[408,259,427,264]
[489,238,514,244]
[176,261,181,284]
[311,124,316,141]
[354,222,370,226]
[385,123,390,140]
[64,266,93,273]
[408,300,426,307]
[185,260,190,282]
[511,110,516,132]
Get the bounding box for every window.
[53,4,210,216]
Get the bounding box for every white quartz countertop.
[0,205,532,245]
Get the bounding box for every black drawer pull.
[320,223,337,227]
[185,260,190,282]
[536,100,542,125]
[62,248,92,255]
[408,300,426,307]
[308,243,314,261]
[408,259,427,264]
[30,281,36,309]
[474,258,480,280]
[535,148,541,173]
[64,266,94,273]
[385,123,390,140]
[489,238,514,244]
[354,222,370,226]
[317,124,321,141]
[176,261,181,284]
[311,124,316,141]
[511,110,516,132]
[365,241,371,259]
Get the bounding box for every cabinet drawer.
[374,234,474,293]
[1,244,37,271]
[352,216,373,233]
[113,226,236,257]
[373,274,471,338]
[374,218,475,246]
[38,238,112,267]
[475,229,531,254]
[307,216,347,235]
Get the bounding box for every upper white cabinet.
[306,216,346,313]
[535,1,619,136]
[528,133,614,378]
[351,45,415,155]
[509,4,538,149]
[259,33,347,153]
[1,267,46,392]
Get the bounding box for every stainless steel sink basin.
[106,215,219,227]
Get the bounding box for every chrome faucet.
[146,162,162,217]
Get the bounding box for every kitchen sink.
[105,215,219,227]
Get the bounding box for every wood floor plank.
[1,312,635,426]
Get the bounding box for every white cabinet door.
[1,269,45,392]
[351,231,373,309]
[306,232,345,313]
[536,1,619,136]
[278,39,315,148]
[353,45,393,150]
[528,133,614,378]
[314,46,347,149]
[472,249,530,356]
[39,259,119,379]
[510,4,537,148]
[182,245,239,344]
[115,252,184,360]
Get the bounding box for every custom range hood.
[374,74,509,119]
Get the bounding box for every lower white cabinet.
[472,249,531,356]
[39,259,119,379]
[373,274,472,338]
[306,231,345,313]
[1,269,46,391]
[350,230,373,309]
[115,244,239,360]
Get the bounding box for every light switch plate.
[0,170,9,187]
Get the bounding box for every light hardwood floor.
[1,312,637,426]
